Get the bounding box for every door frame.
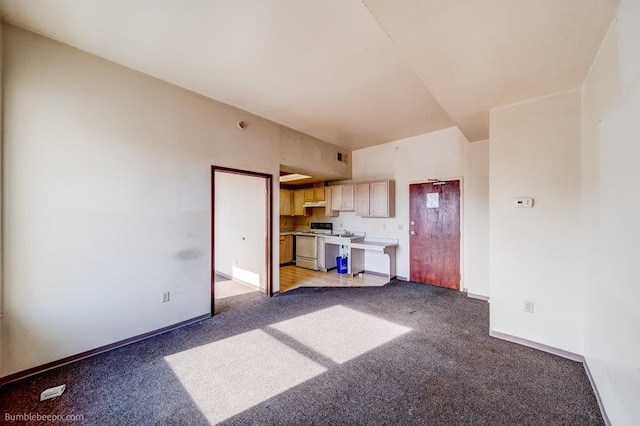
[408,177,464,290]
[211,166,273,315]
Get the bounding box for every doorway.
[211,166,272,314]
[409,180,461,290]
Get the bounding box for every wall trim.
[0,313,210,386]
[214,270,261,290]
[364,270,390,278]
[584,359,612,426]
[489,330,584,362]
[490,331,610,423]
[214,270,232,280]
[466,292,489,302]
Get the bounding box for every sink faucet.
[343,230,352,237]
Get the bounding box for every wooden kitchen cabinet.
[304,187,326,203]
[355,183,370,216]
[279,189,293,216]
[293,189,308,216]
[324,187,338,217]
[279,235,293,264]
[355,180,394,217]
[304,188,315,203]
[330,184,355,211]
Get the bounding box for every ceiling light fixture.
[279,173,312,183]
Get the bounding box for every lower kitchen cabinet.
[279,235,294,264]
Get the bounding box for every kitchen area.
[279,174,399,292]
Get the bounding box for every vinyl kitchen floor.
[279,265,389,293]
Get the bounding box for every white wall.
[582,1,640,424]
[342,127,472,285]
[489,89,583,354]
[214,172,266,289]
[280,127,351,181]
[466,140,490,298]
[0,25,347,377]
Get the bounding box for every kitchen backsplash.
[280,216,295,230]
[293,208,327,228]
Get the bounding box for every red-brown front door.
[409,181,460,289]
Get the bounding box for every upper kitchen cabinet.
[293,189,308,216]
[324,187,338,217]
[279,189,293,216]
[330,184,355,211]
[303,187,326,203]
[355,180,394,217]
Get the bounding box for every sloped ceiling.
[362,0,621,142]
[0,0,620,149]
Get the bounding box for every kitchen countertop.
[280,231,364,240]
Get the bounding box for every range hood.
[303,201,326,208]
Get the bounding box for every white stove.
[295,223,333,270]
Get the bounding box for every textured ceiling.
[0,0,620,149]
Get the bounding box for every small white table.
[321,236,399,280]
[349,238,398,281]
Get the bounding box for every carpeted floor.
[0,280,603,425]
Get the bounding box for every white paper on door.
[426,192,439,208]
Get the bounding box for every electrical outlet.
[398,224,404,230]
[524,300,534,313]
[162,292,170,303]
[382,223,386,230]
[339,223,343,228]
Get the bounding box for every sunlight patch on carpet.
[269,305,412,364]
[164,329,326,424]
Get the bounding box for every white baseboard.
[215,270,259,290]
[364,270,390,278]
[583,359,611,426]
[214,270,232,280]
[489,330,584,362]
[490,331,610,424]
[466,292,489,302]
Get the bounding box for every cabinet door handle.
[410,231,416,235]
